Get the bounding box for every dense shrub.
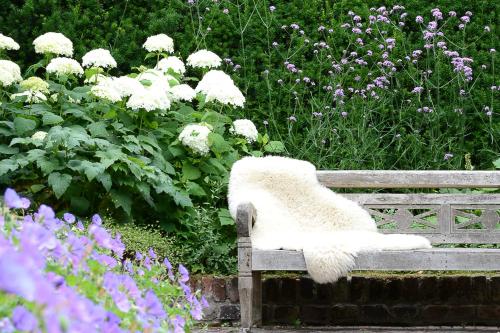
[1,0,498,169]
[0,188,206,332]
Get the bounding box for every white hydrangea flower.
[11,91,47,104]
[195,70,245,107]
[91,80,122,103]
[178,124,212,155]
[126,88,171,111]
[143,34,174,53]
[20,77,49,93]
[156,56,186,75]
[82,48,117,68]
[31,131,48,141]
[33,32,73,56]
[0,33,20,51]
[186,50,222,69]
[169,84,196,102]
[46,57,84,77]
[0,60,22,87]
[112,76,144,98]
[230,119,258,143]
[137,69,173,92]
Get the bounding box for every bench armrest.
[236,202,256,238]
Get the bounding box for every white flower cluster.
[113,76,144,97]
[0,60,22,87]
[169,84,196,102]
[126,88,171,111]
[157,56,186,75]
[31,131,48,141]
[0,33,20,51]
[195,70,245,107]
[82,48,117,68]
[46,57,84,77]
[90,78,122,103]
[33,32,73,56]
[230,119,258,143]
[187,50,222,69]
[143,34,174,53]
[178,124,212,155]
[20,77,49,93]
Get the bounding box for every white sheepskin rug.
[228,156,431,284]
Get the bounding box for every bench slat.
[342,193,500,204]
[317,171,500,188]
[252,249,500,271]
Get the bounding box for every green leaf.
[48,172,72,198]
[70,196,90,214]
[0,144,18,155]
[182,162,201,180]
[110,190,132,215]
[186,181,206,197]
[13,117,37,135]
[218,208,235,226]
[97,173,112,192]
[42,112,64,125]
[30,184,46,193]
[264,141,285,153]
[88,122,109,138]
[493,158,500,169]
[208,133,232,154]
[37,157,59,175]
[0,158,18,176]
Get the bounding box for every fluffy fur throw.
[228,156,431,283]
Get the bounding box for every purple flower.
[415,16,424,23]
[269,5,275,12]
[288,116,297,122]
[172,315,186,333]
[179,264,189,282]
[444,153,454,160]
[0,252,37,300]
[448,11,456,17]
[460,16,470,23]
[341,111,348,117]
[3,188,30,209]
[12,306,38,331]
[222,8,229,14]
[411,86,424,94]
[64,213,76,224]
[92,214,102,225]
[290,23,299,30]
[334,88,344,98]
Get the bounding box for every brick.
[391,305,419,323]
[201,276,213,294]
[316,283,333,304]
[476,305,500,324]
[331,278,350,302]
[273,306,300,324]
[471,276,488,303]
[385,278,402,303]
[421,305,450,324]
[280,278,298,304]
[368,278,388,303]
[298,277,315,302]
[360,304,392,324]
[438,276,472,304]
[212,278,227,301]
[219,304,240,321]
[400,277,419,302]
[300,306,330,325]
[262,278,280,304]
[490,276,500,302]
[331,304,360,324]
[350,276,369,303]
[418,276,439,303]
[226,277,239,303]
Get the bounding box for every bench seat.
[252,248,500,271]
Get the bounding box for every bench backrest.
[317,171,500,245]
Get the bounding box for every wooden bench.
[236,170,500,330]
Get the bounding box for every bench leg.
[239,271,262,330]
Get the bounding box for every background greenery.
[1,0,499,274]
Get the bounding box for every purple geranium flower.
[3,188,30,209]
[12,306,38,331]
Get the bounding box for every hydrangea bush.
[0,32,283,231]
[0,188,207,332]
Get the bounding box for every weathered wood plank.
[317,171,500,188]
[342,193,500,205]
[252,249,500,271]
[376,231,500,244]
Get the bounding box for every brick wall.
[190,274,500,326]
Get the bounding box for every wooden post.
[236,203,262,330]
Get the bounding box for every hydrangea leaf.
[96,173,112,192]
[87,122,109,138]
[186,181,206,197]
[48,172,72,198]
[42,112,64,125]
[182,162,201,180]
[13,117,37,135]
[264,141,285,153]
[110,189,132,215]
[0,158,18,176]
[0,144,19,155]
